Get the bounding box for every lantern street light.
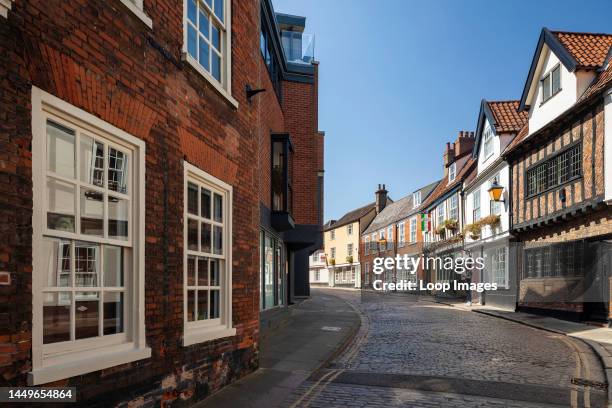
[378,238,387,250]
[488,179,504,202]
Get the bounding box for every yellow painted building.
[323,202,377,287]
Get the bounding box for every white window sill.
[119,0,153,28]
[183,54,239,109]
[183,326,236,347]
[29,344,151,385]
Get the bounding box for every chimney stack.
[455,130,475,157]
[375,184,388,214]
[443,142,455,168]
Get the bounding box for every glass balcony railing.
[281,31,315,65]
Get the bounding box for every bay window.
[30,88,149,385]
[183,162,235,345]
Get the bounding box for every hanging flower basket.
[464,222,482,240]
[329,258,336,266]
[346,255,353,264]
[443,219,458,231]
[435,225,446,236]
[480,214,501,227]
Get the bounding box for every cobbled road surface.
[285,289,607,408]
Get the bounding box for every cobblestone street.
[286,289,607,408]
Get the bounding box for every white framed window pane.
[103,292,124,335]
[187,183,198,215]
[198,9,209,37]
[80,188,104,236]
[188,219,198,250]
[43,292,71,344]
[201,188,211,219]
[211,25,220,50]
[197,290,208,320]
[187,290,196,321]
[210,289,220,318]
[187,0,197,23]
[543,75,551,100]
[197,257,208,286]
[213,225,223,254]
[108,147,128,194]
[187,256,196,286]
[201,222,211,253]
[47,121,75,178]
[104,246,124,287]
[211,52,221,81]
[198,38,210,70]
[213,193,222,222]
[42,238,71,287]
[552,66,561,94]
[75,242,99,287]
[47,178,75,232]
[210,259,220,286]
[213,0,223,22]
[187,23,197,58]
[108,196,129,240]
[80,135,104,187]
[75,292,100,340]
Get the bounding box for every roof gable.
[519,28,579,112]
[473,100,527,159]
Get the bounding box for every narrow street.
[285,289,607,408]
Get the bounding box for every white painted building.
[463,100,528,309]
[308,249,329,286]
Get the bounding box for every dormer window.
[483,127,494,159]
[413,191,421,208]
[448,162,456,182]
[541,64,561,103]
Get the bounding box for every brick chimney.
[454,130,475,157]
[375,184,388,214]
[443,142,455,168]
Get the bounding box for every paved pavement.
[285,289,607,408]
[194,290,360,408]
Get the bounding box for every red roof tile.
[579,63,612,102]
[487,101,528,133]
[552,31,612,69]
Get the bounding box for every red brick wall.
[0,0,287,405]
[282,66,320,225]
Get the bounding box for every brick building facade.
[0,0,322,405]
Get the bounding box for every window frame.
[347,224,353,235]
[409,217,417,243]
[364,236,370,255]
[182,0,237,108]
[120,0,152,28]
[491,246,509,288]
[525,142,582,198]
[183,161,235,346]
[483,127,494,160]
[413,191,421,208]
[30,87,150,386]
[540,64,562,104]
[472,190,481,222]
[330,247,336,259]
[330,229,335,240]
[398,222,405,247]
[448,162,456,182]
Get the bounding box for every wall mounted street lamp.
[378,238,387,248]
[488,179,504,202]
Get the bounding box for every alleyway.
[284,289,607,408]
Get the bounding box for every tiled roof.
[421,159,477,210]
[488,101,528,133]
[325,202,375,231]
[363,180,440,235]
[579,63,612,102]
[552,31,612,69]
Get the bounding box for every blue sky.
[273,0,612,221]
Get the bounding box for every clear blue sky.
[273,0,612,221]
